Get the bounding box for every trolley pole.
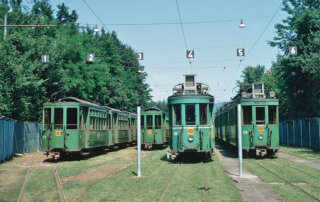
[137,106,141,177]
[237,104,243,177]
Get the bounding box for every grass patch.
[244,156,320,202]
[0,147,243,201]
[280,146,320,163]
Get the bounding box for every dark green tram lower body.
[216,124,279,156]
[168,126,214,160]
[142,128,168,149]
[42,128,133,158]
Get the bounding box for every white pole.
[4,14,7,39]
[137,106,141,177]
[237,104,242,177]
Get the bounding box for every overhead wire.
[175,0,193,73]
[81,0,109,32]
[224,2,283,91]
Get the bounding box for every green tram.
[140,107,168,149]
[214,83,279,157]
[42,97,137,159]
[167,75,215,160]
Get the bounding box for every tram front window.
[268,106,277,124]
[173,105,181,125]
[54,108,63,129]
[140,115,144,129]
[44,108,51,129]
[242,106,252,125]
[200,104,207,125]
[147,115,153,129]
[155,115,161,129]
[256,107,265,124]
[67,108,78,129]
[185,105,196,125]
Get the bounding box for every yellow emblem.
[147,130,152,134]
[188,128,194,135]
[55,130,61,136]
[258,126,264,132]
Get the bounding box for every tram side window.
[269,106,277,124]
[44,108,51,129]
[185,105,196,125]
[242,106,252,125]
[155,115,161,129]
[147,115,153,129]
[67,108,77,129]
[141,116,144,129]
[200,104,207,125]
[173,105,181,125]
[54,108,63,129]
[256,107,265,124]
[108,114,111,129]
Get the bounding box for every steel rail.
[76,163,132,202]
[53,167,67,202]
[257,163,320,202]
[18,161,34,202]
[158,163,181,202]
[202,163,210,202]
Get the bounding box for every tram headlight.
[258,134,264,140]
[188,135,194,142]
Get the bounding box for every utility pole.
[137,106,141,177]
[237,104,243,177]
[4,14,7,39]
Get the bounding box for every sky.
[46,0,287,103]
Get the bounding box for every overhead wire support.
[224,2,282,91]
[81,0,109,32]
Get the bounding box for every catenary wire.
[224,2,283,91]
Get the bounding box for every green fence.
[279,118,320,149]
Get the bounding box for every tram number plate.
[148,130,152,134]
[188,128,194,135]
[55,131,61,136]
[258,126,264,132]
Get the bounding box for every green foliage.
[269,0,320,120]
[146,100,168,113]
[0,0,151,121]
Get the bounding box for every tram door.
[253,106,268,146]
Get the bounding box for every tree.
[269,0,320,119]
[0,1,151,121]
[56,3,78,25]
[237,65,265,91]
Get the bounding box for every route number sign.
[136,52,143,60]
[186,50,194,58]
[42,55,49,63]
[289,46,297,55]
[237,48,245,56]
[87,54,95,62]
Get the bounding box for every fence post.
[308,119,311,148]
[287,122,289,145]
[293,121,295,146]
[300,120,302,147]
[318,118,320,148]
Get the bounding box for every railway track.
[202,162,210,202]
[76,163,132,202]
[54,166,67,202]
[158,163,181,202]
[32,185,57,202]
[18,161,34,202]
[256,163,320,202]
